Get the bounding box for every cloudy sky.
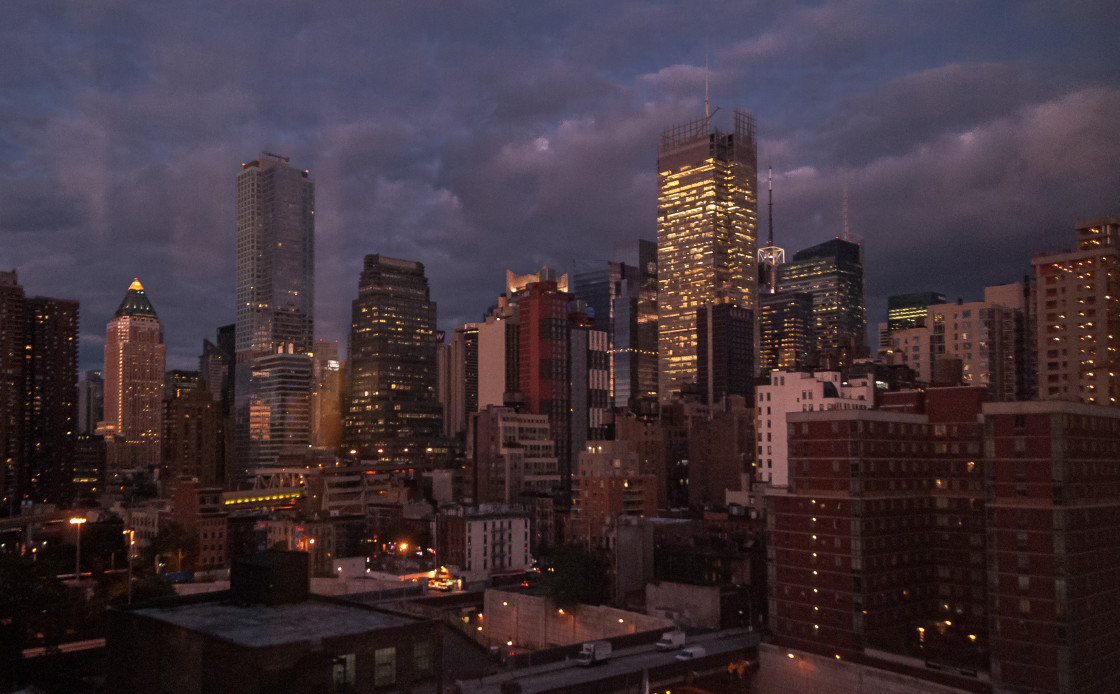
[3,0,1119,373]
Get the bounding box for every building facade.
[1032,216,1120,406]
[657,110,758,402]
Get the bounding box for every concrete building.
[468,405,560,505]
[162,383,221,489]
[755,371,873,486]
[887,291,947,330]
[657,110,758,402]
[1032,216,1120,406]
[100,278,165,473]
[107,551,443,693]
[234,154,315,475]
[568,441,657,551]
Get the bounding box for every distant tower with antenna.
[758,166,785,294]
[655,47,758,403]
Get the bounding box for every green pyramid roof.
[114,278,159,319]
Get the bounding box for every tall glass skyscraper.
[656,110,758,402]
[234,154,315,473]
[778,238,867,353]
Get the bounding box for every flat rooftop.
[133,599,417,648]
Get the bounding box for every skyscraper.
[1032,216,1120,406]
[100,279,165,472]
[657,110,758,402]
[344,255,444,467]
[234,154,315,472]
[778,237,867,354]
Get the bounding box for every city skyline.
[2,2,1119,373]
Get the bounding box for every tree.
[0,554,68,686]
[538,543,609,609]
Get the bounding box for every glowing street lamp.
[69,517,87,580]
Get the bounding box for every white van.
[675,645,706,661]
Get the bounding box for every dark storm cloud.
[1,0,1118,372]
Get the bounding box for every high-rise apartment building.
[234,154,314,473]
[0,272,24,514]
[23,296,79,504]
[888,283,1030,401]
[1033,216,1120,406]
[778,238,867,354]
[1,274,81,509]
[657,110,758,402]
[767,388,1120,693]
[344,255,444,467]
[100,279,165,472]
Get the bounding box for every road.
[457,628,759,694]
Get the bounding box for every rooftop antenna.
[704,38,710,122]
[758,165,786,295]
[841,169,851,241]
[767,165,774,247]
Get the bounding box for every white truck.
[576,640,612,666]
[655,630,686,651]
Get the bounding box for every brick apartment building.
[768,390,1120,693]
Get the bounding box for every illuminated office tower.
[101,279,165,471]
[234,153,314,472]
[344,255,444,467]
[1033,216,1120,406]
[657,110,758,402]
[887,291,946,330]
[777,238,866,353]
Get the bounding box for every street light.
[69,517,87,581]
